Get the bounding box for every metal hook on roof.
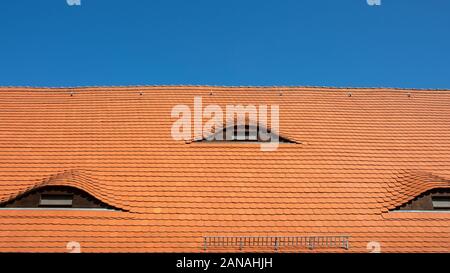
[347,92,352,97]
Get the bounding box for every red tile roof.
[0,86,449,253]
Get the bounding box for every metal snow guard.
[203,235,350,251]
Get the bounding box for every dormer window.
[196,124,297,143]
[432,196,450,210]
[39,193,73,207]
[0,186,122,211]
[393,188,450,211]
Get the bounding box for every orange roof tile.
[0,86,449,253]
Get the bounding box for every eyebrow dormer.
[392,188,450,212]
[194,124,298,143]
[0,185,121,210]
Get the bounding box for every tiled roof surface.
[0,86,449,253]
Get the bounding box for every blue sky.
[0,0,449,88]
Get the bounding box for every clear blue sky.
[0,0,449,88]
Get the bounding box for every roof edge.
[0,85,449,92]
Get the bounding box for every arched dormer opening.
[0,185,122,211]
[392,188,450,211]
[194,124,298,144]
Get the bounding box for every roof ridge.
[0,85,449,91]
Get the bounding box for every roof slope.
[0,86,449,253]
